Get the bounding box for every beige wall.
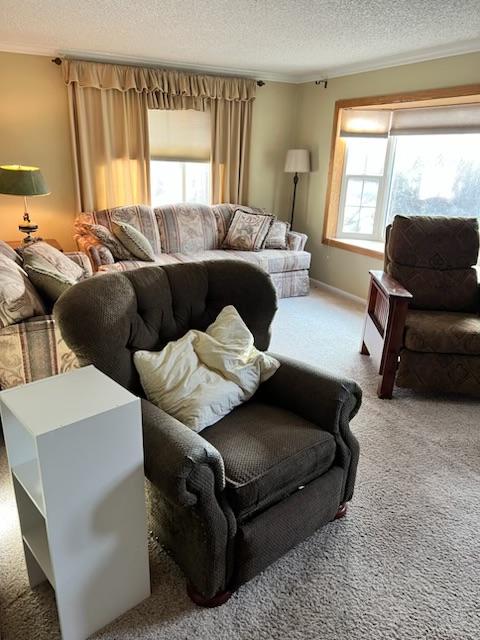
[0,52,77,250]
[1,50,479,290]
[294,51,480,299]
[249,81,298,220]
[0,52,298,252]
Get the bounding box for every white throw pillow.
[134,306,279,431]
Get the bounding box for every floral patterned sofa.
[74,204,311,298]
[0,249,90,391]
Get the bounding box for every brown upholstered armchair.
[361,215,480,398]
[54,260,361,606]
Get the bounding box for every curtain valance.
[63,60,256,102]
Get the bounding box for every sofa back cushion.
[386,215,479,311]
[154,203,235,253]
[81,205,162,257]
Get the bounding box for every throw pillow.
[222,210,274,251]
[111,221,156,261]
[0,240,22,265]
[23,254,78,302]
[134,305,279,431]
[19,241,84,282]
[264,220,290,249]
[79,223,134,260]
[0,254,46,328]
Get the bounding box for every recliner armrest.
[141,398,225,507]
[259,354,362,433]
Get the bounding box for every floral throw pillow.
[19,241,84,282]
[80,223,134,261]
[264,220,290,249]
[222,209,274,251]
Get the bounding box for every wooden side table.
[6,238,63,252]
[0,366,151,640]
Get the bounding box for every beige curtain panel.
[64,59,256,211]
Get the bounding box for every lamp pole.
[290,172,299,229]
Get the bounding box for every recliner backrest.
[54,260,277,395]
[386,215,479,311]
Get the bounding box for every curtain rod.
[51,57,265,86]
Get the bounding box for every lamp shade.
[0,165,49,196]
[284,149,310,173]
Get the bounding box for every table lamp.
[284,149,310,229]
[0,165,50,243]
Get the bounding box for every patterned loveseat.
[0,251,90,391]
[74,204,311,298]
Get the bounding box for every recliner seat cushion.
[202,400,336,521]
[404,310,480,355]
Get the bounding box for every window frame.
[323,83,480,260]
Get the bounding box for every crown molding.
[295,38,480,83]
[1,38,480,85]
[0,43,296,83]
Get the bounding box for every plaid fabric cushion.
[0,315,78,390]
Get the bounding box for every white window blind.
[148,109,211,161]
[390,104,480,135]
[339,109,392,138]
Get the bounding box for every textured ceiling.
[1,0,480,81]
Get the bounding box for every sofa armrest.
[0,315,79,390]
[286,231,308,251]
[259,354,362,433]
[65,251,93,277]
[74,234,115,272]
[141,398,226,508]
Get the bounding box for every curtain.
[210,98,253,204]
[64,60,256,210]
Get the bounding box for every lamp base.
[19,224,39,244]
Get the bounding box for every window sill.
[323,237,384,260]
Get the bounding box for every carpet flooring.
[1,286,479,640]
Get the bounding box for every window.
[324,87,480,258]
[338,133,480,242]
[150,160,210,206]
[148,109,211,206]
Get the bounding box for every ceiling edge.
[1,37,480,85]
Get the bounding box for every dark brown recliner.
[54,261,361,605]
[361,215,480,398]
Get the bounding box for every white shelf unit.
[0,366,151,640]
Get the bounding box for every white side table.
[0,366,151,640]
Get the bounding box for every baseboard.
[310,278,366,305]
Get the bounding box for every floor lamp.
[284,149,310,229]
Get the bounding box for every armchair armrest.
[259,354,361,432]
[258,354,361,503]
[286,231,307,251]
[65,251,93,277]
[361,270,413,399]
[141,398,225,508]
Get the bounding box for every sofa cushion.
[265,220,289,249]
[97,254,181,273]
[202,400,336,521]
[404,310,480,355]
[174,249,311,274]
[80,205,162,256]
[154,204,235,253]
[0,239,22,264]
[387,215,479,270]
[388,263,478,312]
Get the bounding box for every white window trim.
[337,137,396,242]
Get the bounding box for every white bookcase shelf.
[1,366,151,640]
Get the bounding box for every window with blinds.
[148,109,211,206]
[335,102,480,242]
